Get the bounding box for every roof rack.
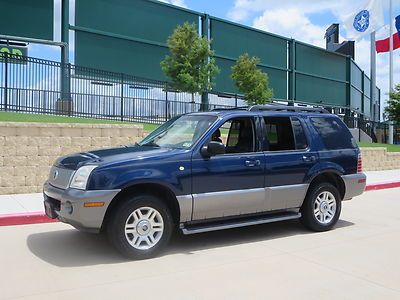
[211,107,248,111]
[211,104,330,114]
[248,105,329,114]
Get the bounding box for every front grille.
[48,166,75,189]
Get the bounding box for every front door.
[191,116,265,220]
[263,115,318,210]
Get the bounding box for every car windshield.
[138,115,217,149]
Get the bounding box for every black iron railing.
[0,53,398,144]
[0,53,242,124]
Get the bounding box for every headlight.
[69,165,97,190]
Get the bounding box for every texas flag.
[375,15,400,53]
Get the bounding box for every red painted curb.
[365,181,400,191]
[0,212,58,226]
[0,182,399,227]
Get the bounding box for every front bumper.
[43,181,120,232]
[342,173,367,201]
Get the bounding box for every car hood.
[54,146,184,170]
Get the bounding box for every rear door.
[263,115,318,210]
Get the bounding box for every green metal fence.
[209,17,289,99]
[0,0,54,40]
[70,0,380,121]
[0,0,381,122]
[73,0,201,81]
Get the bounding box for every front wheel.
[107,194,173,259]
[300,183,342,232]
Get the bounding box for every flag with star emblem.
[342,0,384,40]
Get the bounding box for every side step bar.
[181,212,301,235]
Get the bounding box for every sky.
[29,0,400,110]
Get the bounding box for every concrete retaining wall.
[0,122,144,195]
[360,147,400,171]
[0,122,399,195]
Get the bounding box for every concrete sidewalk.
[0,169,399,219]
[1,188,400,299]
[363,169,400,185]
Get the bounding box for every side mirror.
[201,141,226,157]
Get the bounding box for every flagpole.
[388,0,394,144]
[371,31,377,124]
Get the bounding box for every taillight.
[357,153,363,173]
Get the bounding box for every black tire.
[106,194,173,259]
[300,183,342,232]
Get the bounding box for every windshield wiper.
[140,141,160,147]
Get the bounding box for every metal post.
[358,114,364,142]
[389,0,394,94]
[4,53,8,111]
[288,39,296,106]
[60,0,70,103]
[361,70,365,114]
[370,32,377,122]
[385,125,388,144]
[67,63,72,116]
[389,124,394,144]
[200,14,210,111]
[388,0,394,144]
[165,86,168,121]
[120,74,124,122]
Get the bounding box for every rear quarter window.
[310,117,356,150]
[291,117,308,150]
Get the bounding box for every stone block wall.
[361,147,400,171]
[0,122,144,195]
[1,122,399,195]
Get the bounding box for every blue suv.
[44,105,366,259]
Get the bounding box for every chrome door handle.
[245,160,260,167]
[302,155,316,162]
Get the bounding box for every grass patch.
[0,112,159,132]
[358,142,400,152]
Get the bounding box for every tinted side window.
[291,117,308,149]
[210,117,256,154]
[311,117,355,150]
[264,117,295,151]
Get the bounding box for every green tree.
[161,22,219,106]
[231,53,273,105]
[385,83,400,124]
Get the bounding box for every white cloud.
[228,0,400,117]
[228,0,359,22]
[158,0,187,8]
[252,8,328,47]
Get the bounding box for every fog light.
[64,201,73,214]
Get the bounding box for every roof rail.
[211,107,248,111]
[248,105,329,114]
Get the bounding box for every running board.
[181,212,301,235]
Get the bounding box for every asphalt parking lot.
[1,188,400,300]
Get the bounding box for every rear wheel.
[300,183,341,231]
[107,194,173,259]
